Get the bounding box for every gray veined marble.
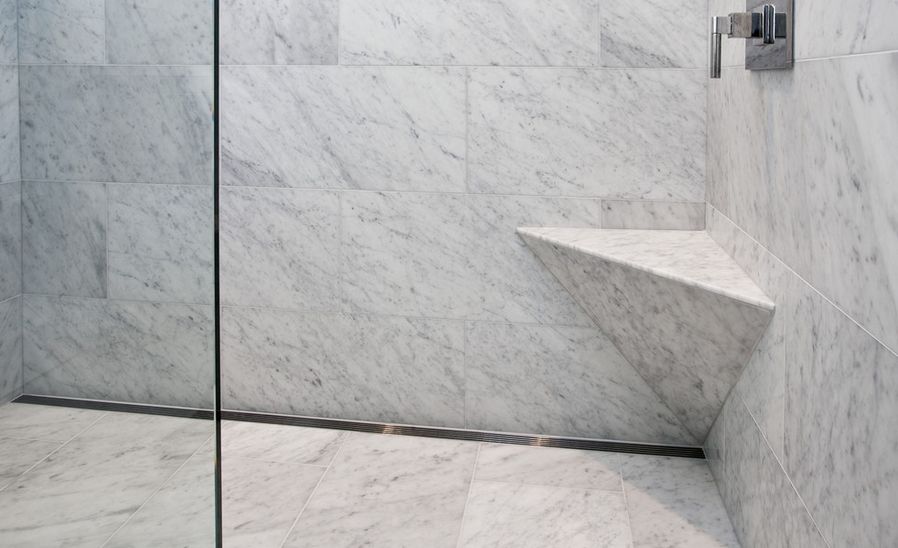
[108,184,214,304]
[518,228,773,440]
[0,403,105,442]
[22,182,107,298]
[467,67,705,200]
[23,295,214,408]
[794,0,898,59]
[221,420,345,466]
[221,306,465,427]
[284,433,476,548]
[0,182,20,300]
[600,0,707,68]
[459,481,632,548]
[474,443,621,491]
[221,187,339,311]
[221,66,465,191]
[17,0,104,64]
[106,0,213,65]
[0,66,18,184]
[0,436,60,490]
[601,200,706,231]
[339,0,598,66]
[465,321,696,444]
[221,0,338,65]
[0,0,16,63]
[20,65,212,185]
[0,296,21,403]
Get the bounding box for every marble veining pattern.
[20,65,212,185]
[221,306,465,427]
[465,322,696,444]
[0,297,21,403]
[0,66,18,183]
[221,0,338,65]
[108,184,213,304]
[221,66,465,191]
[600,0,707,68]
[519,228,773,439]
[221,187,339,310]
[339,0,598,66]
[794,0,898,59]
[106,0,213,65]
[0,182,20,299]
[220,420,345,466]
[0,402,105,442]
[22,182,107,298]
[602,200,706,231]
[0,436,60,490]
[467,67,705,200]
[0,0,15,63]
[23,295,214,408]
[474,443,621,491]
[17,0,104,64]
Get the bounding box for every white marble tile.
[0,412,210,547]
[474,443,621,491]
[602,200,705,230]
[0,66,18,183]
[794,0,898,59]
[704,399,726,494]
[465,322,696,444]
[221,306,465,427]
[342,191,475,318]
[0,436,60,490]
[284,433,477,548]
[0,183,20,300]
[519,229,773,439]
[108,184,213,304]
[0,297,22,403]
[106,0,213,65]
[221,420,345,466]
[0,403,105,442]
[600,0,707,68]
[339,0,598,66]
[17,0,104,64]
[20,65,213,185]
[103,450,215,548]
[222,66,465,191]
[0,0,16,63]
[221,0,338,65]
[468,195,598,325]
[460,481,631,548]
[23,295,214,408]
[221,187,339,310]
[224,458,325,547]
[468,67,705,200]
[622,453,739,547]
[784,283,898,547]
[22,182,107,298]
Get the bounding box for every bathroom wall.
[220,0,709,443]
[0,0,20,404]
[705,0,898,545]
[17,0,215,407]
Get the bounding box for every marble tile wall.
[0,6,18,405]
[219,0,708,441]
[16,1,215,407]
[705,0,898,534]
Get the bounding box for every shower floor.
[0,403,739,547]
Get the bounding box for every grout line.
[276,432,349,548]
[22,291,212,308]
[707,205,898,359]
[99,432,216,547]
[453,442,482,548]
[0,410,108,495]
[619,453,637,546]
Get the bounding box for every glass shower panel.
[0,1,219,546]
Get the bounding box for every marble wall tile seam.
[97,431,216,546]
[707,205,898,358]
[716,47,898,71]
[22,291,212,309]
[220,63,705,71]
[21,179,209,187]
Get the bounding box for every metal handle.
[710,16,729,79]
[762,4,776,43]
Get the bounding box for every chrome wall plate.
[745,0,793,70]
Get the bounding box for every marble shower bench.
[517,227,774,442]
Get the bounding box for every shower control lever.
[710,0,793,79]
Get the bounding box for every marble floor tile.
[459,480,632,548]
[0,412,210,547]
[0,403,105,442]
[221,420,345,466]
[0,436,61,490]
[622,454,739,547]
[474,443,621,491]
[284,433,477,548]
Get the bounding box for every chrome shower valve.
[710,0,793,79]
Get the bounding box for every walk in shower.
[2,0,896,547]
